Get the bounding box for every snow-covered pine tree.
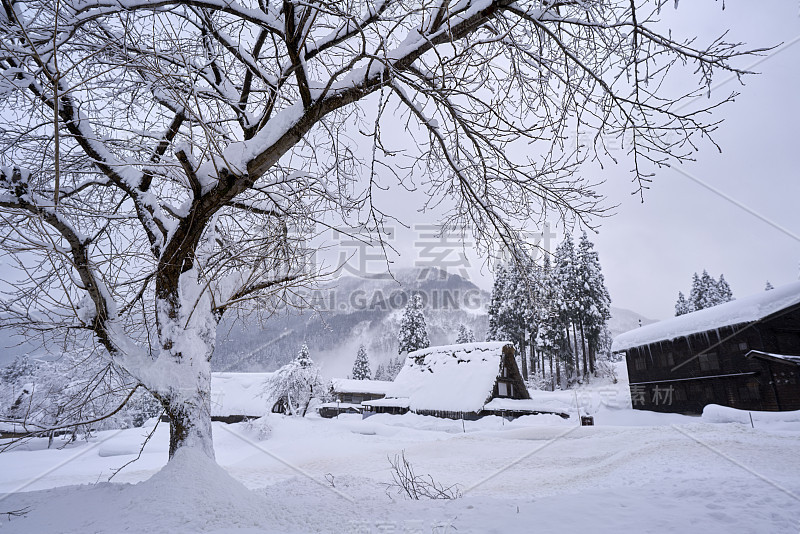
[576,232,612,375]
[497,260,537,379]
[536,253,572,389]
[372,364,384,381]
[455,324,476,344]
[675,292,691,316]
[765,281,774,291]
[716,274,734,303]
[486,264,509,342]
[297,343,312,367]
[398,294,430,355]
[554,235,580,379]
[688,272,704,312]
[352,345,371,380]
[698,270,719,310]
[379,355,405,381]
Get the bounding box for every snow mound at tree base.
[702,404,800,424]
[2,447,297,533]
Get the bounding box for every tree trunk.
[571,322,581,379]
[165,388,215,460]
[579,319,590,377]
[154,269,218,461]
[549,350,554,391]
[519,337,528,381]
[529,342,536,376]
[555,353,561,390]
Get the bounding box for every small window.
[635,357,647,371]
[699,352,719,371]
[498,382,509,397]
[738,342,748,352]
[659,352,674,367]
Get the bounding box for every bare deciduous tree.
[0,0,760,461]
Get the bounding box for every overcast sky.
[350,1,800,321]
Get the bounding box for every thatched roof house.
[362,342,565,419]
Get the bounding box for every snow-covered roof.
[612,281,800,352]
[330,378,392,395]
[746,350,800,366]
[380,342,510,413]
[210,372,274,417]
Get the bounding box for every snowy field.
[1,364,799,534]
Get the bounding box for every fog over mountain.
[212,267,654,377]
[212,268,490,377]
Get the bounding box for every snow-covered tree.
[765,281,775,291]
[374,355,404,381]
[1,353,160,449]
[716,274,734,303]
[0,0,758,464]
[352,345,371,380]
[455,324,476,344]
[536,257,571,390]
[682,270,733,313]
[486,265,510,342]
[688,272,704,312]
[263,344,323,417]
[675,292,692,316]
[576,232,612,375]
[398,295,430,355]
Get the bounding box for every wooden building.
[612,282,800,414]
[361,342,565,419]
[318,379,390,418]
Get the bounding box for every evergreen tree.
[698,270,718,310]
[486,264,509,342]
[537,256,571,390]
[576,232,612,375]
[716,274,734,303]
[455,324,476,344]
[352,344,371,380]
[675,291,691,316]
[398,294,430,354]
[297,343,312,367]
[554,235,580,379]
[688,272,704,312]
[680,270,734,312]
[765,280,774,291]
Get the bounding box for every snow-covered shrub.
[262,344,323,417]
[245,416,273,440]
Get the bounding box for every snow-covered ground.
[1,363,798,533]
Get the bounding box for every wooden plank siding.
[624,303,800,414]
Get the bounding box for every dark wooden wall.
[624,304,800,414]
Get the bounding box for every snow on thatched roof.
[210,372,274,417]
[612,281,800,352]
[375,342,511,413]
[330,378,392,395]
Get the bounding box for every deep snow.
[1,363,798,533]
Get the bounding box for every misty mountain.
[212,267,491,377]
[607,307,656,338]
